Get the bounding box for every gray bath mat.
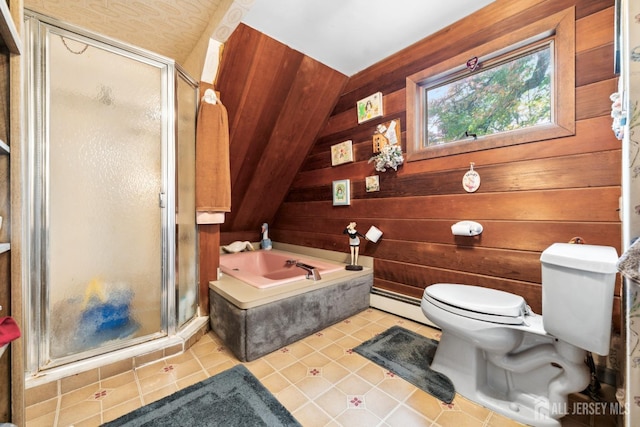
[353,325,455,403]
[102,364,301,426]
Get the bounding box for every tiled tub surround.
[210,244,373,361]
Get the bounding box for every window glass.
[405,8,575,161]
[425,43,552,147]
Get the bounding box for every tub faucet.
[287,259,321,281]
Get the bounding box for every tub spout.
[294,261,321,281]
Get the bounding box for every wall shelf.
[0,1,22,54]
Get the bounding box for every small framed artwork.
[365,175,380,192]
[357,92,383,124]
[332,179,350,206]
[331,140,353,166]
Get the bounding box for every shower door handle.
[159,192,166,208]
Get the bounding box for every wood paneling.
[214,0,621,332]
[271,0,622,331]
[198,224,219,315]
[338,0,611,114]
[216,24,348,239]
[287,151,621,200]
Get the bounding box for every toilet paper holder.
[451,221,483,236]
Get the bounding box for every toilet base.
[468,388,561,427]
[431,332,568,427]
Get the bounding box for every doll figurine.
[343,222,365,270]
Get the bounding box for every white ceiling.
[24,0,495,77]
[242,0,495,76]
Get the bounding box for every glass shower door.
[45,27,166,361]
[176,70,199,327]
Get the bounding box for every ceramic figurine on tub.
[261,223,272,250]
[221,241,254,253]
[343,222,365,271]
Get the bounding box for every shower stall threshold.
[25,315,209,390]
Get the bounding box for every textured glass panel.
[176,74,198,327]
[47,32,164,358]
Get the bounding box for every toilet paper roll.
[451,221,483,236]
[365,226,383,243]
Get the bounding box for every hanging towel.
[195,81,231,213]
[0,316,21,347]
[618,238,640,282]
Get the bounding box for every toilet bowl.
[421,243,619,427]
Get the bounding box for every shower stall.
[22,11,199,375]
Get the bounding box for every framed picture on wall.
[331,140,353,166]
[332,179,350,206]
[357,92,383,124]
[365,175,380,192]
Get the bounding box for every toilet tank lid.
[540,243,619,274]
[424,284,528,318]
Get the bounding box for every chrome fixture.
[287,259,321,281]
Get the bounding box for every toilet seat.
[423,284,530,325]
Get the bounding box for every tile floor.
[25,308,619,426]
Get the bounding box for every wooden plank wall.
[208,24,348,306]
[271,0,622,330]
[216,24,348,237]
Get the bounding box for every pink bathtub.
[219,250,344,289]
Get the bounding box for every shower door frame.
[23,11,187,374]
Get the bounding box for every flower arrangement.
[368,144,404,172]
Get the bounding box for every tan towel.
[195,82,231,212]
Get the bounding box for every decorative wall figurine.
[372,134,386,153]
[331,140,354,166]
[332,179,350,206]
[357,92,383,124]
[466,56,480,72]
[462,162,481,192]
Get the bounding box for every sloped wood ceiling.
[216,24,348,238]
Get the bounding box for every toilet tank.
[540,243,618,356]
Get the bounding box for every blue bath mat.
[102,364,301,426]
[353,325,455,403]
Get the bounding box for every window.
[426,42,552,146]
[406,8,575,161]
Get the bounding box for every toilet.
[421,243,619,427]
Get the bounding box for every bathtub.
[211,244,373,361]
[219,249,344,289]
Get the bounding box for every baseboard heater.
[369,287,437,328]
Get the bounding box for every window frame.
[406,8,575,161]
